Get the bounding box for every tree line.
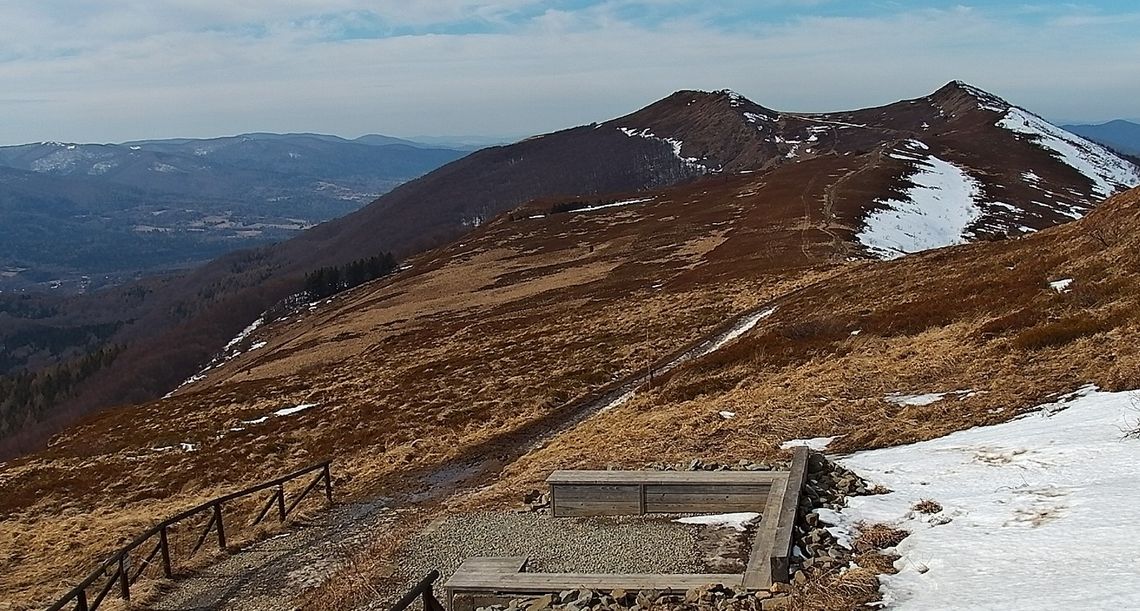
[0,345,123,441]
[303,252,399,300]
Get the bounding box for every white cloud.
[0,3,1137,143]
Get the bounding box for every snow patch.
[998,107,1140,198]
[885,390,973,406]
[225,318,264,351]
[274,402,318,417]
[825,387,1140,610]
[781,436,836,451]
[704,307,776,353]
[1049,278,1073,293]
[574,197,654,213]
[857,150,985,260]
[675,512,760,531]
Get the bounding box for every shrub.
[1013,313,1118,350]
[854,523,909,553]
[912,499,943,514]
[975,308,1039,339]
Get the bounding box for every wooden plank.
[643,483,772,495]
[457,557,528,573]
[547,470,786,485]
[742,475,788,590]
[444,572,744,593]
[552,502,643,517]
[769,447,809,583]
[550,484,641,517]
[644,499,768,513]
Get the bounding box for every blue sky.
[1,1,1137,144]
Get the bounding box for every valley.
[0,133,465,292]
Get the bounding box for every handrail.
[390,570,445,611]
[46,461,333,611]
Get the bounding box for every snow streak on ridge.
[997,107,1140,199]
[618,126,707,171]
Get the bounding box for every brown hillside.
[2,155,1138,606]
[8,81,1130,460]
[2,81,1139,607]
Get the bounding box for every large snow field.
[821,387,1140,610]
[857,147,984,260]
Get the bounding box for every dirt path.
[148,501,395,611]
[143,279,838,610]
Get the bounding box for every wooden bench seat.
[546,470,782,517]
[455,556,529,573]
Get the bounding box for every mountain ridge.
[1062,119,1140,156]
[3,80,1137,461]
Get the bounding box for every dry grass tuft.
[785,566,882,611]
[912,499,943,514]
[853,522,909,554]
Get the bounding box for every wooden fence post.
[214,503,226,550]
[159,525,173,578]
[75,589,88,611]
[118,554,130,600]
[323,463,333,504]
[277,484,287,522]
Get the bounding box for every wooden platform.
[443,558,742,611]
[743,447,809,588]
[444,448,811,609]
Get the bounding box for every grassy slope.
[476,187,1140,503]
[2,157,1136,606]
[0,167,838,606]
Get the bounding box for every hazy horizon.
[2,1,1138,146]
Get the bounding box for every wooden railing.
[46,461,333,611]
[390,570,446,611]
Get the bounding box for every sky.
[1,1,1138,145]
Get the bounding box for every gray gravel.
[393,511,706,589]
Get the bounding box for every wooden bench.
[545,470,783,516]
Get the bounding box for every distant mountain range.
[0,133,466,291]
[1062,119,1140,157]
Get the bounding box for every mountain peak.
[932,80,1010,113]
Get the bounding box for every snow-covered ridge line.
[997,107,1140,198]
[618,126,707,171]
[857,143,985,260]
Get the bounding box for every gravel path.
[355,511,723,610]
[401,511,704,577]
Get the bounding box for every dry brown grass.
[853,523,909,554]
[0,170,830,607]
[912,499,943,514]
[4,173,1139,610]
